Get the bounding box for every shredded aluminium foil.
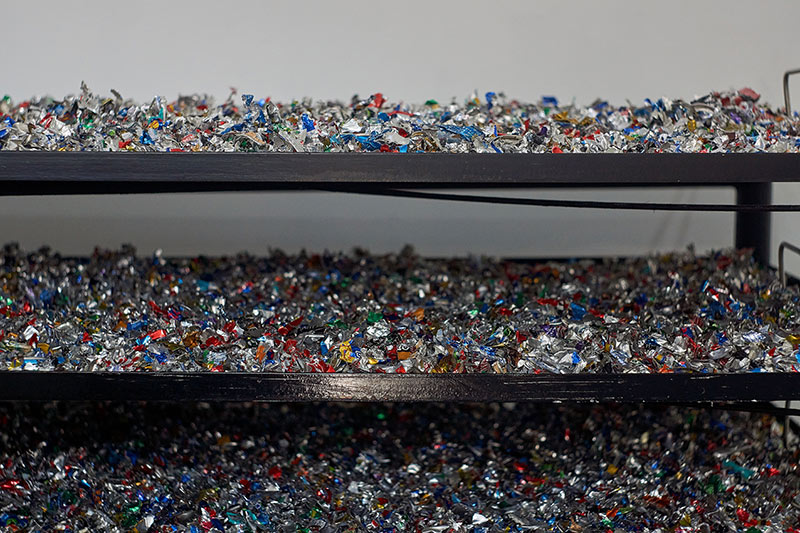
[0,245,798,373]
[0,402,797,531]
[1,84,798,152]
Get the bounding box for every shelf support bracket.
[735,183,771,266]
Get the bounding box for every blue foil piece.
[301,113,315,132]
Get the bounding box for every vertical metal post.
[735,183,771,266]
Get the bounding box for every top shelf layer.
[1,153,799,194]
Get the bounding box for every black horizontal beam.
[0,153,799,194]
[2,372,798,402]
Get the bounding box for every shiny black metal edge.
[0,153,799,194]
[0,372,797,402]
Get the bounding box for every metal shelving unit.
[0,151,791,263]
[0,151,798,402]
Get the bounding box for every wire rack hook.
[778,241,800,288]
[783,69,800,115]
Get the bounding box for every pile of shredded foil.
[0,402,797,531]
[0,245,798,373]
[1,84,798,152]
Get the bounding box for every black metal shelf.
[1,372,798,402]
[0,152,798,194]
[1,151,797,402]
[0,152,786,262]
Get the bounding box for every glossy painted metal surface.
[1,372,798,402]
[1,152,799,194]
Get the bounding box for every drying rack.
[0,152,797,402]
[1,74,800,405]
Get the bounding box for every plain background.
[2,0,799,273]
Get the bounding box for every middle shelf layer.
[3,247,798,375]
[1,244,799,401]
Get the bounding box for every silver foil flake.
[0,86,798,152]
[1,244,799,374]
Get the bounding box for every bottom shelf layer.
[1,402,796,531]
[2,372,800,401]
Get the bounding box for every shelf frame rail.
[779,241,800,287]
[0,151,792,266]
[784,68,800,115]
[777,239,800,447]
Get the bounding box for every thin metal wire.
[328,187,800,212]
[779,242,800,287]
[784,68,800,114]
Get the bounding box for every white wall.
[2,0,800,271]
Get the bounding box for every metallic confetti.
[1,84,798,152]
[0,401,797,531]
[1,245,798,373]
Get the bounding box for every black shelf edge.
[1,372,798,402]
[1,153,799,194]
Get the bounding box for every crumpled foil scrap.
[1,84,798,152]
[0,402,797,531]
[1,245,798,374]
